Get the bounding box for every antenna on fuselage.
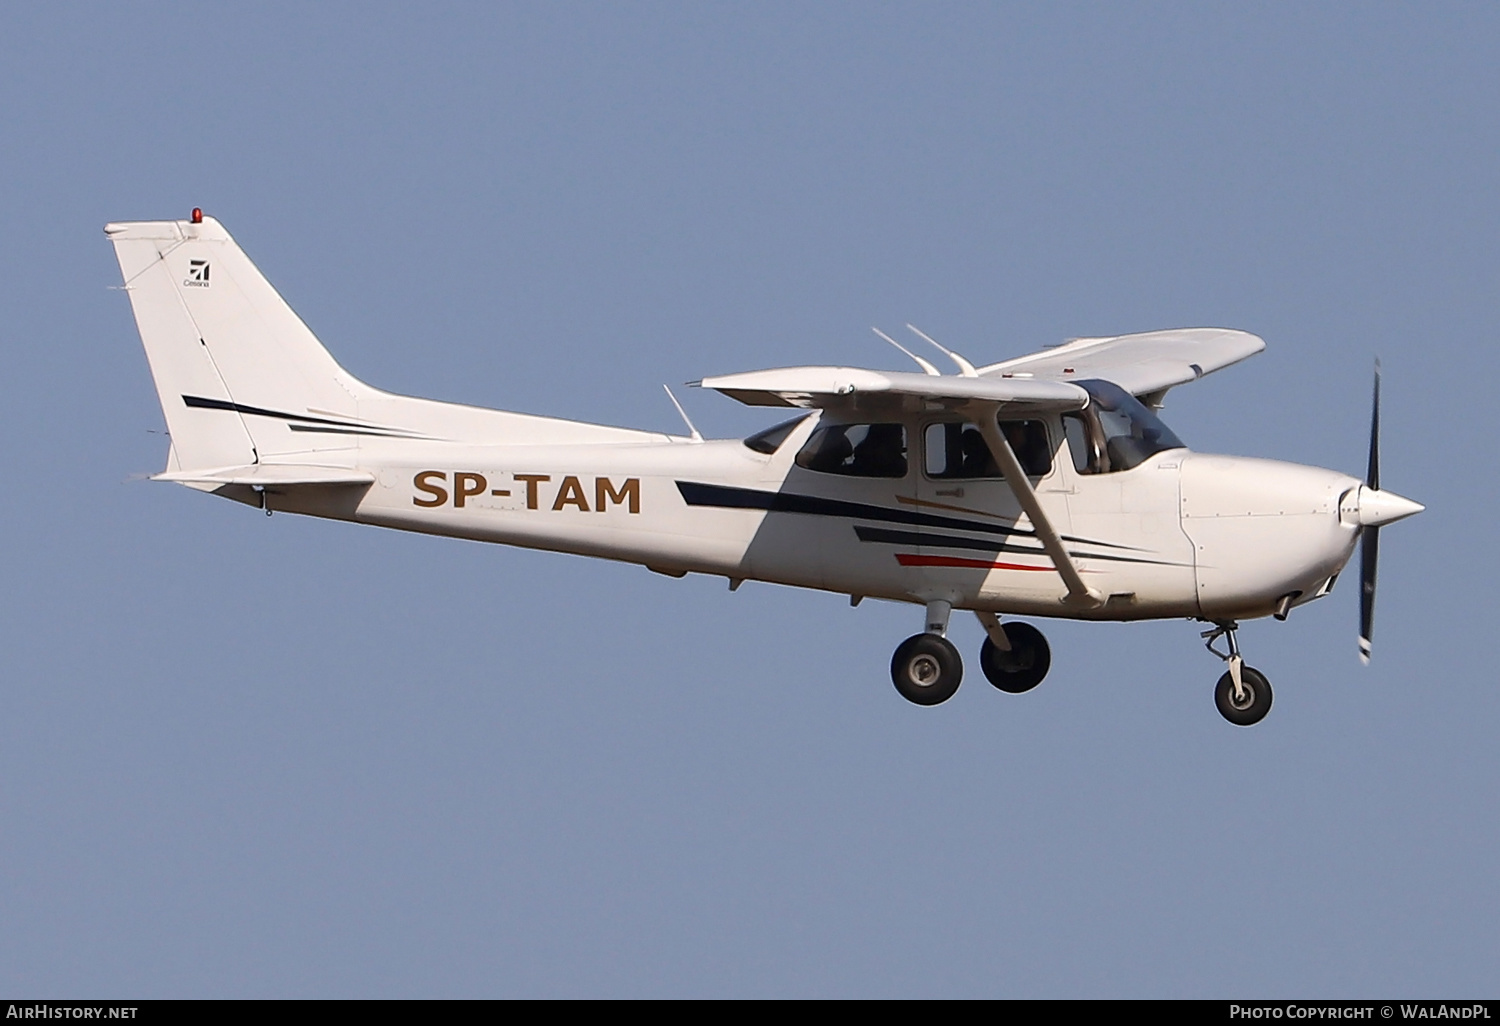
[662,384,703,442]
[873,327,941,376]
[907,324,979,378]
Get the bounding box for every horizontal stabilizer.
[153,465,375,487]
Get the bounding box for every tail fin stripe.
[181,394,430,438]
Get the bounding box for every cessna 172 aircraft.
[107,211,1423,725]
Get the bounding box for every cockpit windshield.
[1063,379,1185,474]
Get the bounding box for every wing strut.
[972,406,1102,608]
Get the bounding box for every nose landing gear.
[1202,621,1273,726]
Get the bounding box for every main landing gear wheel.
[978,621,1051,694]
[891,633,963,706]
[1214,666,1273,726]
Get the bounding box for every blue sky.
[2,3,1495,997]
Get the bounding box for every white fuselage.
[246,409,1361,624]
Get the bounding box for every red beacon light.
[190,208,203,224]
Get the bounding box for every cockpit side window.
[1065,380,1186,474]
[795,422,908,477]
[924,420,1052,478]
[743,415,810,455]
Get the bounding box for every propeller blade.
[1367,358,1380,491]
[1359,524,1379,664]
[1359,359,1381,664]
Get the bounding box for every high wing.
[700,327,1263,412]
[696,366,1088,412]
[977,327,1265,405]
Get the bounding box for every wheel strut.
[1201,621,1247,704]
[925,599,952,636]
[975,610,1010,651]
[1202,621,1274,726]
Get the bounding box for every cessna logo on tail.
[184,260,210,287]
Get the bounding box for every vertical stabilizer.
[106,215,371,470]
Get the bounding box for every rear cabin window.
[924,420,1052,478]
[743,415,809,455]
[795,423,908,477]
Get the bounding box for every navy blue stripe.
[677,480,1036,539]
[286,423,420,438]
[853,525,1186,567]
[854,525,1029,552]
[182,394,370,429]
[182,394,424,438]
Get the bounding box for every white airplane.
[106,211,1424,725]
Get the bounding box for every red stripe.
[895,553,1054,571]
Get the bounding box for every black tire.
[1214,666,1273,726]
[978,621,1051,694]
[890,633,963,706]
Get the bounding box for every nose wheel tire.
[978,621,1051,694]
[891,633,963,706]
[1214,666,1273,726]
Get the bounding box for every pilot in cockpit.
[958,427,998,477]
[850,423,907,477]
